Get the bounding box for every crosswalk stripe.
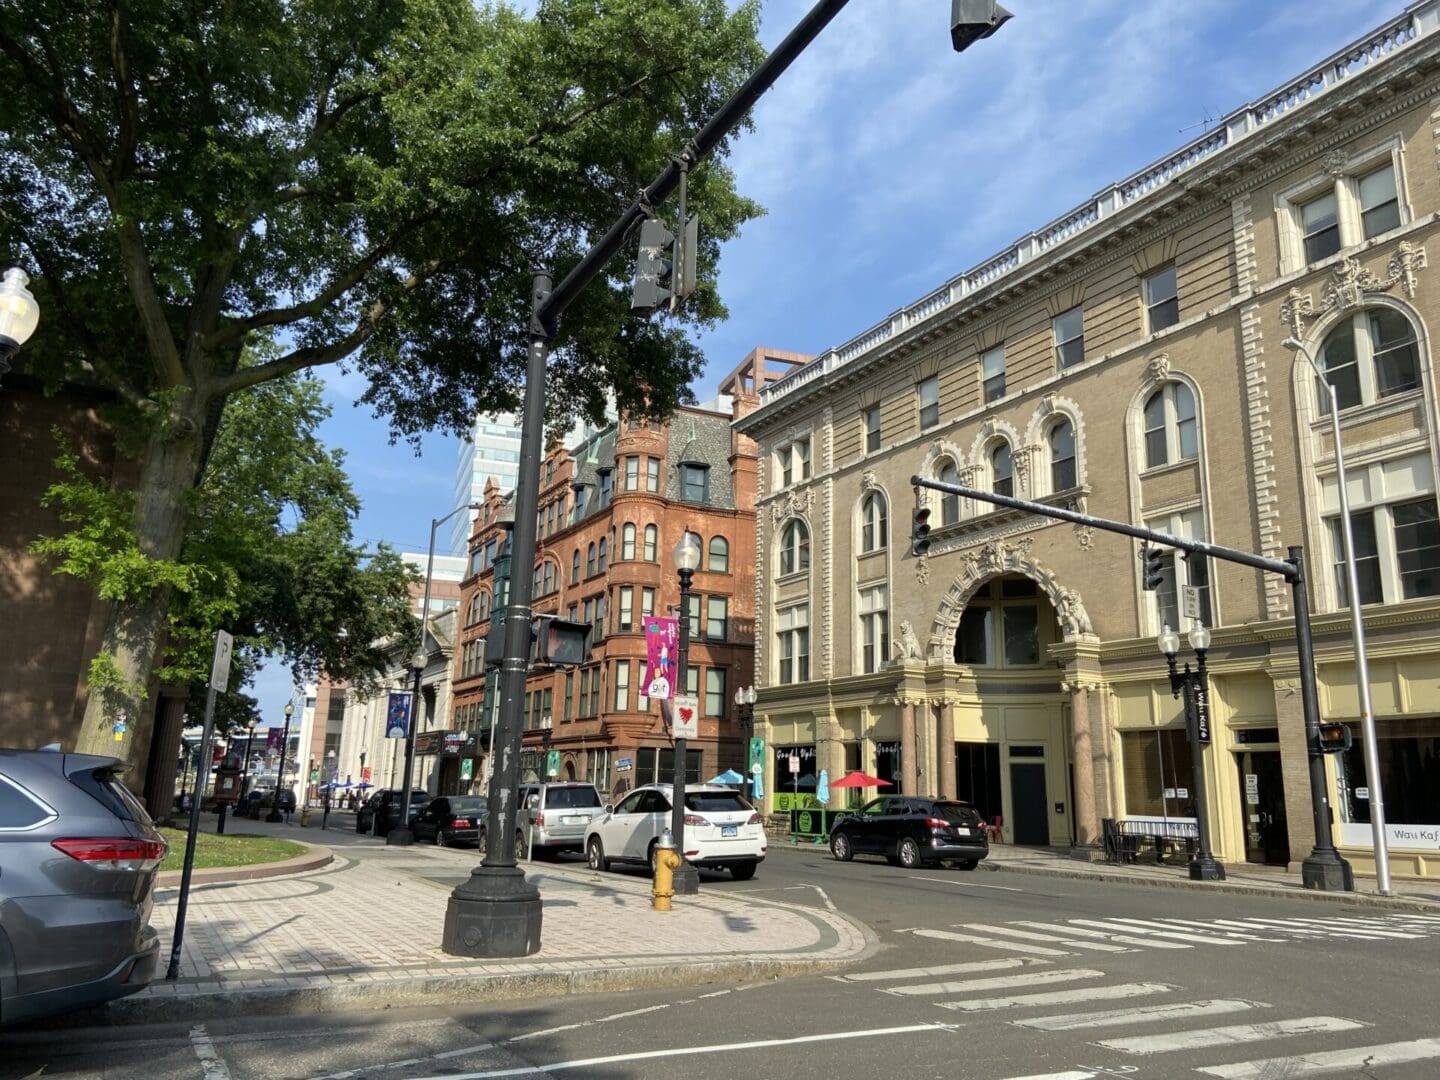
[1197,1037,1440,1078]
[841,958,1044,982]
[1012,920,1190,950]
[1096,1015,1365,1055]
[1139,918,1278,942]
[1226,917,1397,940]
[1265,916,1424,939]
[1013,998,1268,1032]
[884,968,1104,997]
[937,982,1177,1012]
[911,928,1070,956]
[1000,1072,1097,1080]
[1099,917,1256,944]
[1198,918,1292,940]
[1069,919,1237,946]
[955,923,1132,952]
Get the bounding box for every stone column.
[937,700,957,800]
[1068,681,1099,846]
[900,699,919,795]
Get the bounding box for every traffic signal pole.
[912,475,1353,891]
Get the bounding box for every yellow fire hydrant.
[652,829,682,912]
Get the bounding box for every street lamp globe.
[1157,624,1180,658]
[673,531,702,572]
[1188,624,1212,652]
[283,702,294,718]
[411,649,427,673]
[735,686,756,707]
[0,268,40,355]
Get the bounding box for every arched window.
[643,524,658,562]
[468,593,482,624]
[479,590,489,622]
[1317,308,1421,413]
[586,543,597,577]
[621,523,637,561]
[1143,382,1197,469]
[990,442,1013,497]
[1049,419,1076,492]
[939,461,960,526]
[571,548,581,584]
[708,536,729,572]
[860,492,888,553]
[597,537,608,574]
[780,519,810,576]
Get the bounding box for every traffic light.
[911,502,932,558]
[1317,723,1353,754]
[630,215,698,315]
[531,616,591,667]
[1141,544,1168,591]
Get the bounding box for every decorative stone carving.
[770,488,814,524]
[915,553,930,586]
[1280,287,1314,341]
[1040,392,1059,416]
[1321,149,1349,178]
[1388,241,1427,300]
[860,469,879,492]
[1145,353,1171,385]
[1054,586,1094,638]
[1282,245,1428,339]
[1067,495,1094,550]
[892,621,923,662]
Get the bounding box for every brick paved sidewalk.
[119,820,869,1023]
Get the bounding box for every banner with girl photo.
[641,616,679,701]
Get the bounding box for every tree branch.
[108,2,141,180]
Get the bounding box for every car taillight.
[534,812,545,826]
[684,814,708,827]
[746,813,762,825]
[452,818,471,829]
[52,837,167,870]
[925,818,952,829]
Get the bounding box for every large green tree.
[0,0,765,757]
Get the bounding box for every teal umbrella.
[816,769,830,806]
[708,769,745,785]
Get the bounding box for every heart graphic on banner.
[679,707,694,723]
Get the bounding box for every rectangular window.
[705,668,726,717]
[624,456,639,491]
[955,607,990,664]
[1301,190,1341,263]
[1392,498,1440,600]
[1144,265,1179,333]
[589,665,601,716]
[1329,511,1383,607]
[859,585,890,674]
[706,596,728,641]
[646,457,661,493]
[679,464,708,503]
[1147,510,1214,630]
[980,345,1006,403]
[1053,306,1085,369]
[684,665,700,699]
[598,470,613,508]
[564,672,574,721]
[685,593,702,640]
[865,406,881,453]
[917,375,940,430]
[618,586,634,631]
[1002,604,1040,666]
[1359,163,1401,239]
[776,604,810,685]
[642,587,656,618]
[542,688,552,726]
[614,661,630,712]
[1120,729,1195,818]
[796,437,811,482]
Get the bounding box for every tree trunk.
[75,405,206,762]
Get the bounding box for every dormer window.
[598,469,613,508]
[679,463,709,503]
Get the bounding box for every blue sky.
[249,0,1402,714]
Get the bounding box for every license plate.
[722,825,737,838]
[956,827,971,837]
[563,816,585,825]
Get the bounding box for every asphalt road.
[5,843,1440,1080]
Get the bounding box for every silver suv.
[0,749,167,1026]
[514,782,604,858]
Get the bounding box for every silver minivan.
[0,749,167,1026]
[514,782,605,857]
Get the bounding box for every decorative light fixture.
[673,531,702,572]
[0,268,40,381]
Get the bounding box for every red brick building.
[453,395,759,800]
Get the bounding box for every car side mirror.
[602,804,613,814]
[527,794,540,809]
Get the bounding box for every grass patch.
[159,828,307,872]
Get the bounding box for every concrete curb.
[70,956,855,1027]
[981,860,1440,912]
[156,841,333,888]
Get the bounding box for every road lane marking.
[401,1022,960,1079]
[1014,998,1268,1031]
[1000,1072,1098,1080]
[842,957,1046,982]
[912,928,1070,956]
[1197,1037,1440,1078]
[1012,921,1189,950]
[912,874,1025,892]
[1261,915,1424,939]
[938,982,1178,1012]
[884,968,1105,997]
[505,1002,672,1043]
[1225,917,1397,940]
[799,882,841,911]
[958,923,1132,952]
[1097,1016,1365,1055]
[1099,917,1266,944]
[190,1025,234,1080]
[1069,919,1238,946]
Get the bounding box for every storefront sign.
[641,616,679,700]
[546,749,560,778]
[460,758,473,782]
[1341,822,1440,851]
[616,756,633,770]
[1192,681,1211,744]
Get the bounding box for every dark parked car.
[413,796,486,847]
[829,796,989,870]
[356,789,430,835]
[0,749,167,1026]
[236,786,295,819]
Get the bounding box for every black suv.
[356,789,430,835]
[829,796,989,870]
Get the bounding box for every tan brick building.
[454,391,765,800]
[737,5,1440,879]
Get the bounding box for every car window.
[930,802,984,825]
[0,776,52,829]
[640,791,671,814]
[882,798,911,815]
[614,790,647,815]
[859,798,886,816]
[544,786,602,809]
[69,766,150,824]
[450,797,485,813]
[685,792,750,812]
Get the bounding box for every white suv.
[583,783,766,880]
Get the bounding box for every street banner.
[266,727,283,752]
[546,749,560,778]
[385,692,412,739]
[641,616,679,700]
[460,758,474,782]
[671,694,699,739]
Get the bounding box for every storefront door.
[1009,762,1049,845]
[1236,750,1289,866]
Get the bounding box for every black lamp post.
[669,531,702,896]
[238,717,259,799]
[1158,623,1225,882]
[0,267,40,385]
[388,648,429,845]
[266,702,295,822]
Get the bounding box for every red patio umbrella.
[828,770,893,789]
